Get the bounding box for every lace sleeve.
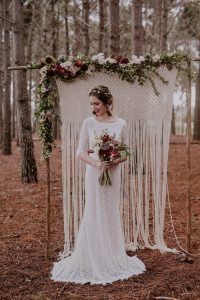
[122,120,128,145]
[76,119,89,158]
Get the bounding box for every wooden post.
[46,157,51,258]
[186,60,192,253]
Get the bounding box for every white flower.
[97,53,104,59]
[105,57,117,64]
[60,61,73,69]
[130,55,138,64]
[137,56,145,63]
[91,54,98,61]
[97,53,105,64]
[152,54,160,62]
[40,85,48,93]
[119,63,127,68]
[68,67,76,76]
[39,66,48,75]
[91,53,105,64]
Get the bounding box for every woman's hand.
[95,160,120,170]
[94,157,127,170]
[95,161,113,170]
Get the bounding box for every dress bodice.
[76,116,128,159]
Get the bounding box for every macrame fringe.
[60,119,178,258]
[56,68,178,258]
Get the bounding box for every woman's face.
[89,95,107,116]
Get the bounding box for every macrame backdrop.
[56,67,177,258]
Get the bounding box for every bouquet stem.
[99,169,112,186]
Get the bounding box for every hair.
[89,85,113,116]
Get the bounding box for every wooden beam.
[7,57,200,71]
[8,66,28,70]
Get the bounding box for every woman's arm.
[78,152,113,170]
[77,152,97,167]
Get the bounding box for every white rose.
[131,55,138,63]
[137,56,145,63]
[129,55,139,64]
[39,66,48,75]
[152,54,160,62]
[60,61,73,69]
[97,53,105,64]
[105,58,117,64]
[91,55,98,61]
[97,53,104,59]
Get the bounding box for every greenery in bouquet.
[91,129,131,186]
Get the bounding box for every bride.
[51,85,146,285]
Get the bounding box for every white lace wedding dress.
[51,116,146,285]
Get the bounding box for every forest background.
[1,0,200,173]
[1,1,200,300]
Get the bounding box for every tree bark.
[99,0,105,53]
[12,0,37,183]
[1,0,12,155]
[160,0,168,52]
[103,0,109,56]
[109,0,120,55]
[51,0,58,58]
[171,105,176,135]
[82,0,90,55]
[11,71,16,139]
[64,0,70,56]
[0,0,3,148]
[72,0,82,56]
[131,0,143,56]
[193,61,200,140]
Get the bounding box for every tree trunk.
[1,0,12,155]
[171,105,176,135]
[11,72,16,139]
[51,0,60,139]
[160,0,168,52]
[72,0,82,56]
[193,62,200,140]
[82,0,90,55]
[12,0,37,183]
[103,0,109,56]
[99,0,105,53]
[0,0,3,148]
[131,0,143,56]
[159,0,175,135]
[51,0,58,58]
[64,0,70,55]
[109,0,120,55]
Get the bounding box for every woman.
[51,85,146,285]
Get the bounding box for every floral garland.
[28,52,192,159]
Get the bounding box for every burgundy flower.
[110,54,120,63]
[120,57,129,64]
[51,64,66,75]
[80,64,88,71]
[102,134,110,143]
[112,149,119,158]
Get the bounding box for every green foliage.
[180,1,200,39]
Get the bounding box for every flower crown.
[92,86,111,96]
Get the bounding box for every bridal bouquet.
[90,129,131,186]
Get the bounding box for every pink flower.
[75,59,82,67]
